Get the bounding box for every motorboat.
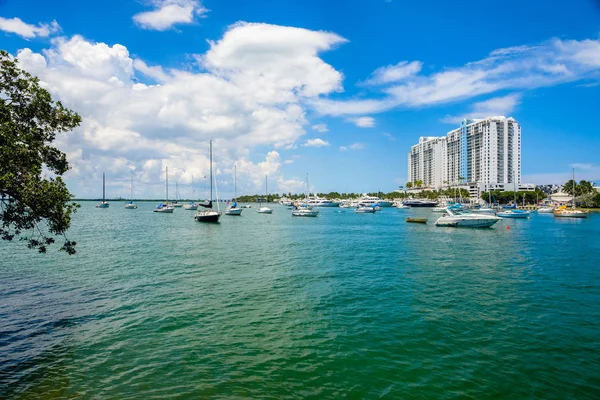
[355,205,376,213]
[497,209,530,219]
[537,206,554,214]
[358,195,393,207]
[435,208,502,228]
[393,201,410,209]
[279,198,293,206]
[404,199,439,207]
[292,208,319,217]
[306,196,340,207]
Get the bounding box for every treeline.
[561,179,600,207]
[481,190,546,205]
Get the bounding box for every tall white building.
[408,116,522,192]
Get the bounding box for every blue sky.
[1,0,599,199]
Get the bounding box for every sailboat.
[171,182,183,207]
[194,140,221,222]
[95,173,109,208]
[554,169,588,218]
[154,166,175,213]
[184,175,199,210]
[257,175,273,214]
[292,174,319,217]
[124,175,137,209]
[225,165,243,216]
[497,171,529,219]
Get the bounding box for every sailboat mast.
[234,165,237,201]
[265,175,268,201]
[166,166,169,203]
[572,168,575,209]
[131,175,133,200]
[102,173,105,202]
[210,140,213,202]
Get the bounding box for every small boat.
[355,204,376,213]
[435,208,501,228]
[184,202,198,210]
[124,176,137,209]
[406,217,427,224]
[497,209,530,219]
[154,167,175,213]
[171,183,183,207]
[96,173,109,208]
[292,174,319,217]
[553,207,588,218]
[225,165,243,216]
[537,206,554,214]
[241,205,252,208]
[553,169,589,219]
[257,175,273,214]
[195,140,221,223]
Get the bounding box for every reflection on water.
[1,203,599,398]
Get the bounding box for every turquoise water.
[1,202,600,399]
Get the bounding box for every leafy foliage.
[0,50,81,254]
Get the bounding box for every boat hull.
[435,218,500,227]
[292,210,319,217]
[225,208,243,216]
[194,211,221,222]
[553,211,588,218]
[124,203,137,209]
[257,207,273,214]
[183,204,198,210]
[355,207,376,213]
[497,211,529,218]
[154,207,174,213]
[96,202,109,208]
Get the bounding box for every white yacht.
[306,196,340,207]
[355,205,376,213]
[279,197,293,206]
[537,206,554,213]
[358,195,393,207]
[435,208,501,228]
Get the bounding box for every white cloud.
[347,116,375,128]
[311,35,600,116]
[312,123,329,132]
[133,0,208,31]
[284,159,294,164]
[382,132,396,141]
[363,60,422,85]
[441,93,522,124]
[303,138,330,147]
[570,163,596,170]
[0,17,59,39]
[13,23,346,197]
[340,142,364,151]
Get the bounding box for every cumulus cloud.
[303,138,330,147]
[133,0,208,31]
[13,23,346,197]
[0,17,59,39]
[347,116,375,128]
[312,123,329,132]
[311,35,600,116]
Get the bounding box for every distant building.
[408,116,530,198]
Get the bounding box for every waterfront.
[1,202,600,399]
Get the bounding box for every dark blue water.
[1,203,599,398]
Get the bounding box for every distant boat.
[292,174,319,217]
[497,171,529,219]
[195,140,221,222]
[537,206,555,214]
[124,175,137,209]
[406,217,427,224]
[554,168,588,219]
[355,204,376,213]
[257,175,273,214]
[184,175,199,210]
[225,165,243,216]
[171,182,183,207]
[404,199,438,207]
[154,166,174,213]
[96,173,109,208]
